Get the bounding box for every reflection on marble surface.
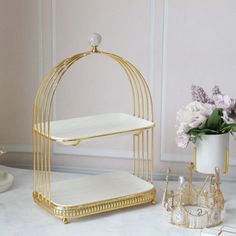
[0,171,14,193]
[0,165,236,236]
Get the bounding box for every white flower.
[177,101,214,128]
[176,101,215,148]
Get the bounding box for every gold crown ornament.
[162,163,224,229]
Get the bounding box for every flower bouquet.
[176,85,236,174]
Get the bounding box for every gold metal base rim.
[33,188,156,223]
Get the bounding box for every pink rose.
[188,114,206,128]
[213,94,232,109]
[176,133,190,148]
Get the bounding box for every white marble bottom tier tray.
[33,171,156,222]
[2,166,236,235]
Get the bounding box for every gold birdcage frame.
[32,34,156,224]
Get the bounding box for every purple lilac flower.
[212,85,222,96]
[191,85,214,104]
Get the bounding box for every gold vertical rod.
[36,134,40,193]
[40,111,44,196]
[39,121,42,193]
[133,134,136,175]
[193,146,197,171]
[43,136,48,199]
[32,102,37,192]
[32,128,36,191]
[138,134,140,177]
[142,131,144,178]
[34,101,40,193]
[146,130,149,181]
[151,128,154,182]
[225,147,229,174]
[48,139,51,203]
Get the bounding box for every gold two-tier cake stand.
[32,33,156,223]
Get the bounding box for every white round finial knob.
[88,33,102,47]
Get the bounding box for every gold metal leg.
[151,199,157,205]
[62,218,69,224]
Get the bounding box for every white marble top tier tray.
[34,113,154,144]
[51,171,154,206]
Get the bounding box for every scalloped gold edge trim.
[33,187,156,221]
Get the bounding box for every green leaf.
[188,127,219,135]
[198,120,208,129]
[219,123,236,133]
[205,108,223,131]
[230,125,236,132]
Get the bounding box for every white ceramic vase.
[194,133,229,174]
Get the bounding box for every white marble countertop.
[0,165,236,236]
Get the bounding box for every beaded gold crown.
[162,163,224,229]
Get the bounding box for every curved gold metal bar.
[102,52,141,118]
[102,53,151,121]
[126,61,154,121]
[123,60,148,120]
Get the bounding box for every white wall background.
[1,0,236,179]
